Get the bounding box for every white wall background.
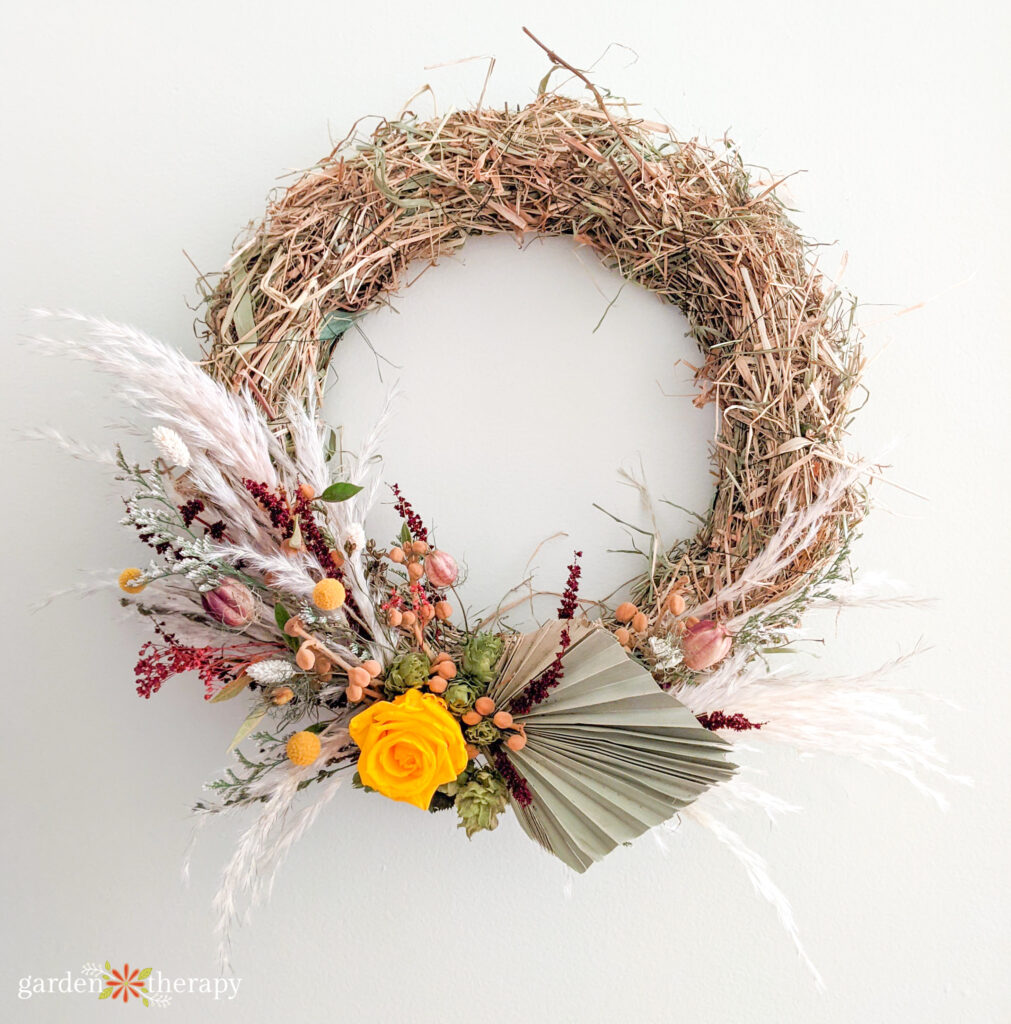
[2,1,1009,1020]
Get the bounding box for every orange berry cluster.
[384,540,453,626]
[461,695,527,754]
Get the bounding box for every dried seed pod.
[631,611,648,633]
[407,561,424,581]
[614,627,631,646]
[428,676,448,694]
[346,683,364,703]
[295,645,315,671]
[400,610,417,627]
[388,547,406,563]
[492,711,513,729]
[418,604,435,624]
[474,696,496,716]
[361,660,382,679]
[269,686,295,706]
[329,548,345,568]
[615,602,637,623]
[387,608,403,627]
[461,710,482,726]
[667,592,687,616]
[297,483,316,501]
[506,732,527,752]
[411,540,429,556]
[434,600,453,621]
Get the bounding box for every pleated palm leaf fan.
[490,623,737,873]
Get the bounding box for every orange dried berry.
[492,711,513,729]
[346,683,364,703]
[312,578,346,611]
[461,710,482,726]
[474,696,496,717]
[329,548,345,568]
[418,604,435,624]
[389,546,406,563]
[361,660,382,679]
[465,743,480,760]
[614,627,631,646]
[118,568,147,594]
[631,611,648,633]
[298,483,316,501]
[269,686,294,706]
[347,666,371,689]
[505,732,527,752]
[434,600,453,621]
[615,602,637,623]
[432,652,452,664]
[295,646,316,671]
[667,592,687,616]
[387,608,403,627]
[400,610,417,627]
[407,561,424,581]
[435,661,457,680]
[411,540,429,556]
[427,676,448,694]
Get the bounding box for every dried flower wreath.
[33,33,945,975]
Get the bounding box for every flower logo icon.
[98,962,152,1005]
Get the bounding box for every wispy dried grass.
[200,40,865,618]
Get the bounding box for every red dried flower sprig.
[242,479,294,537]
[510,551,582,716]
[134,623,275,700]
[391,483,428,542]
[493,749,533,807]
[697,711,764,732]
[134,636,233,700]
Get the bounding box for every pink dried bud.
[201,580,256,628]
[423,549,458,589]
[681,619,732,671]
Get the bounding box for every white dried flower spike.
[246,660,295,685]
[343,522,366,552]
[152,425,191,468]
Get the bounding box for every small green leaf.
[228,706,268,751]
[143,997,150,1007]
[399,522,412,547]
[137,968,152,980]
[274,603,290,631]
[104,961,111,972]
[319,481,363,503]
[210,674,250,703]
[98,987,112,1000]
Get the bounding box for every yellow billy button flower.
[118,568,147,594]
[312,578,346,611]
[349,689,468,810]
[286,730,322,766]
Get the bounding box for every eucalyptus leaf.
[210,675,250,703]
[319,481,363,503]
[228,706,268,751]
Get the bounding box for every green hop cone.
[464,719,502,746]
[385,652,431,697]
[461,632,504,684]
[442,679,484,716]
[455,767,509,838]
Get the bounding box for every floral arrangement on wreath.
[31,33,948,976]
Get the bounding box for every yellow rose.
[349,688,468,810]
